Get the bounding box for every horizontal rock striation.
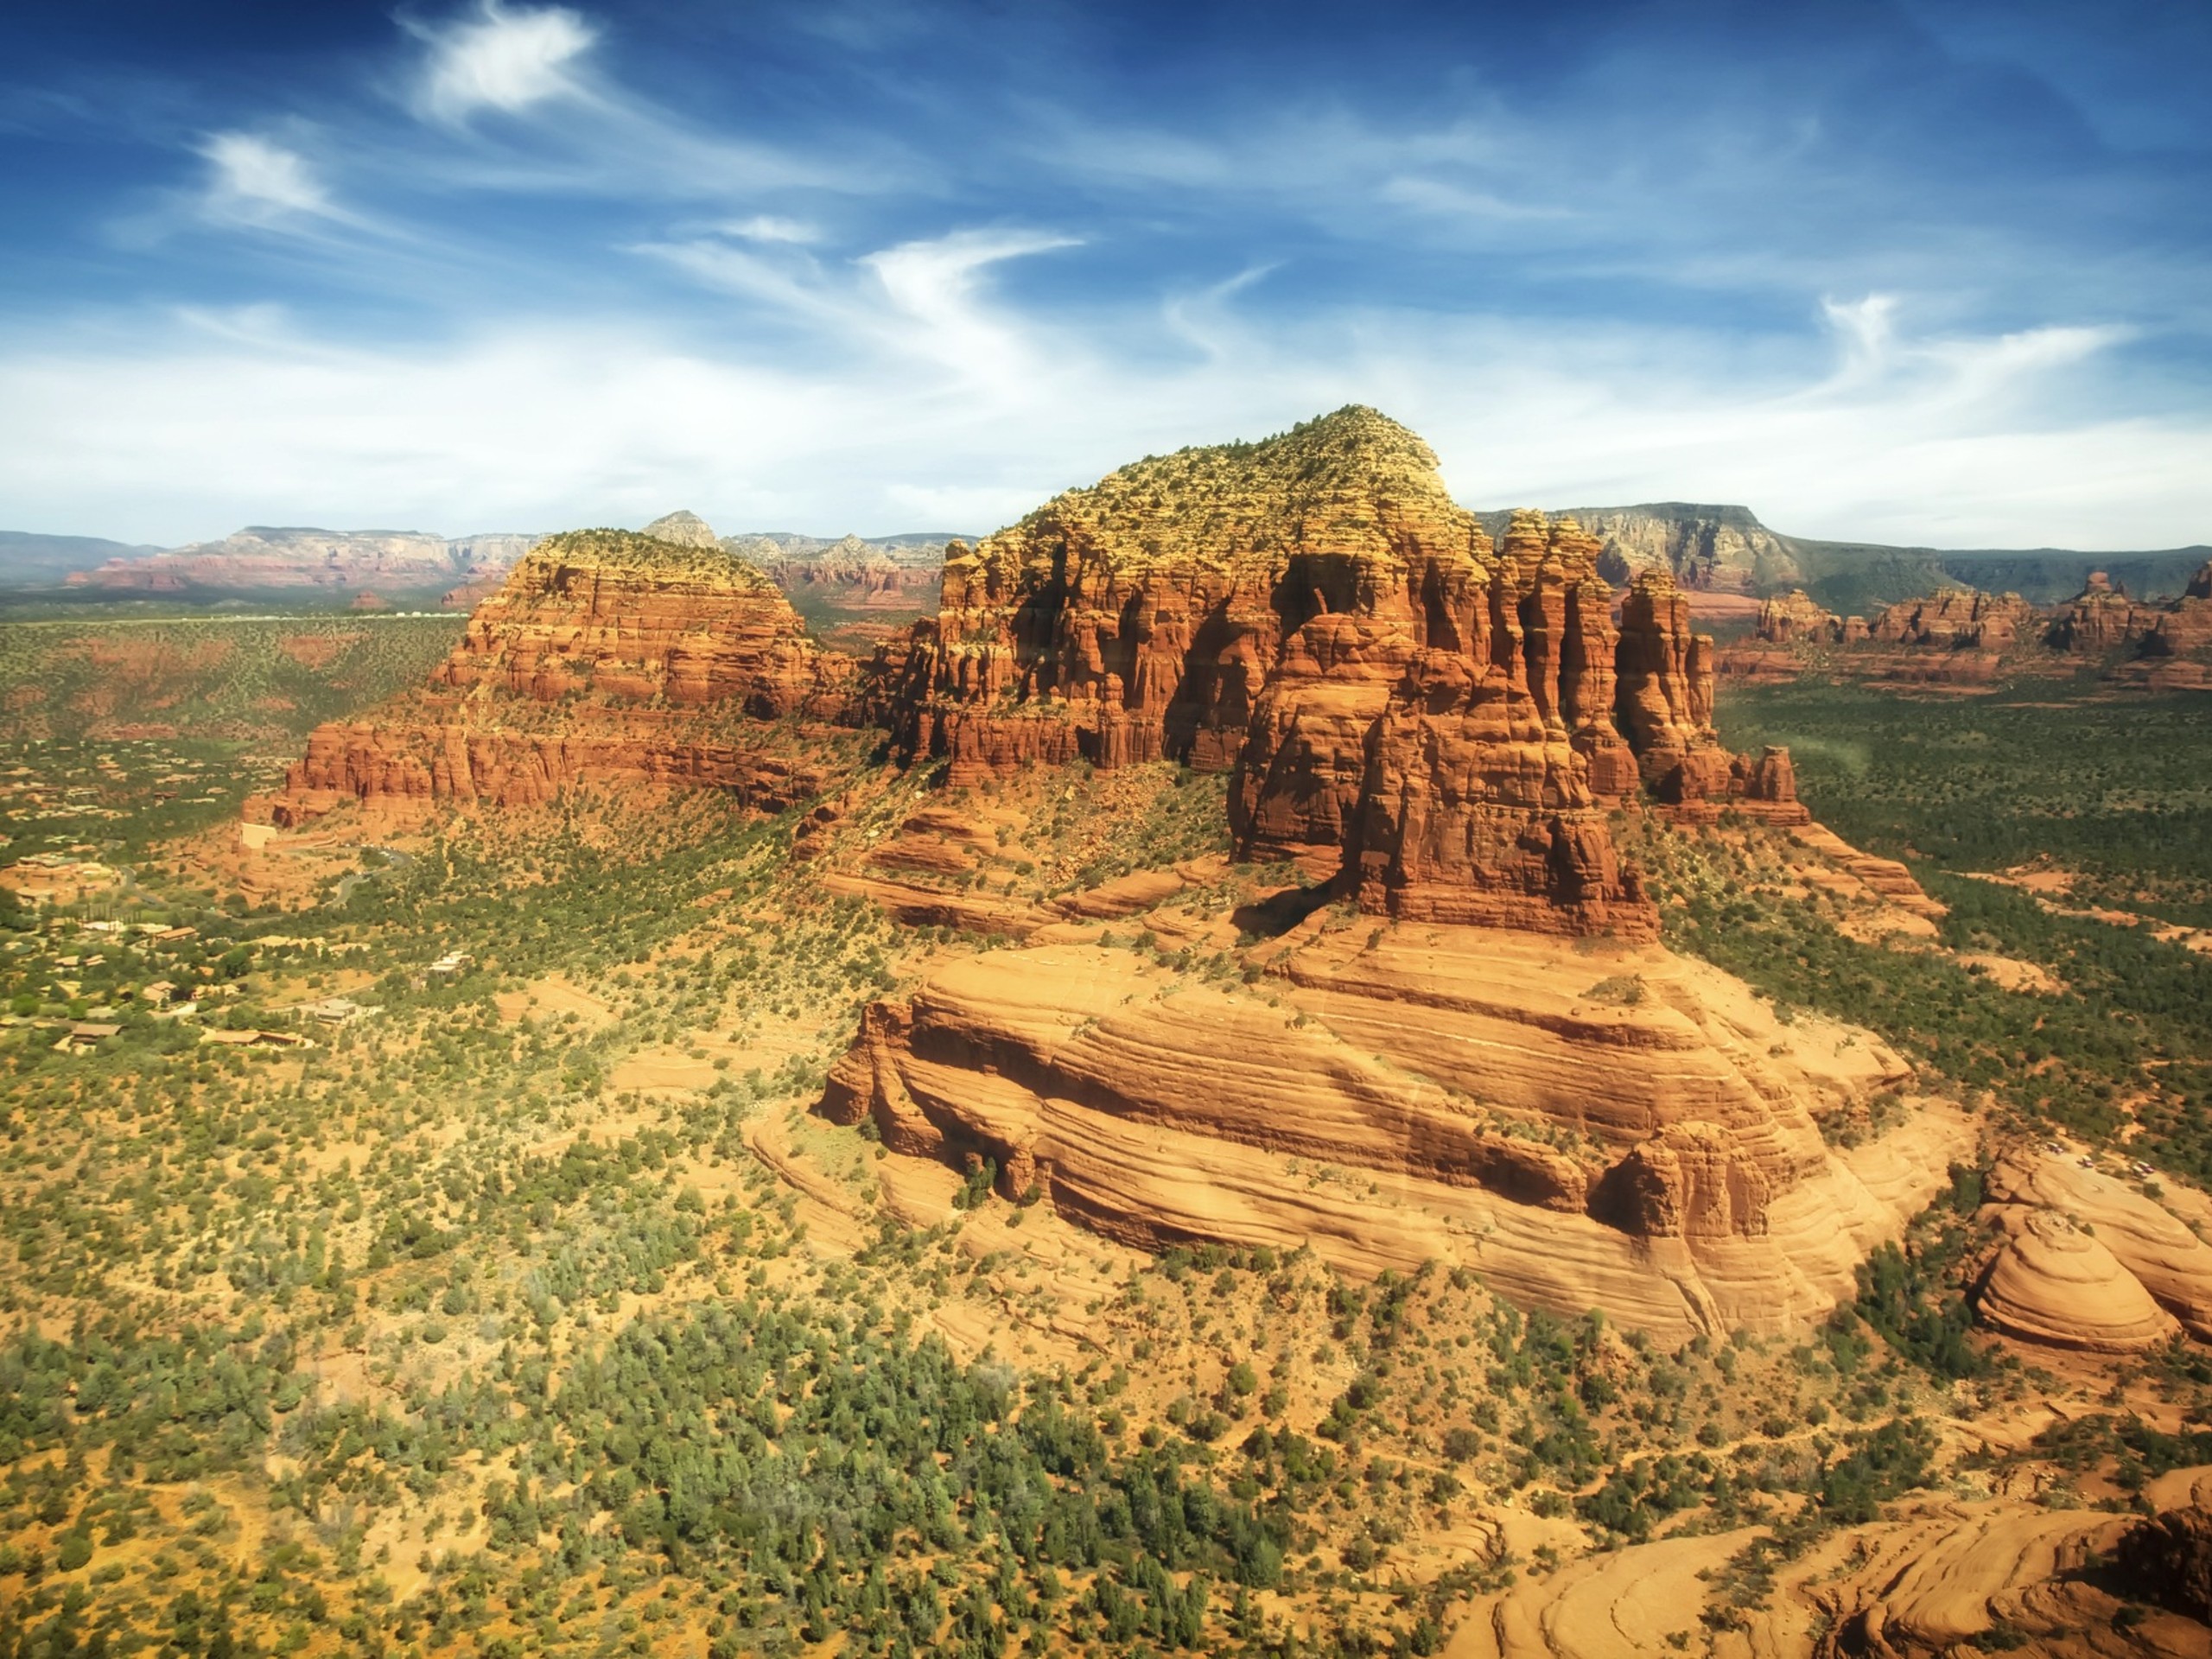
[1974,1209,2180,1353]
[1981,1148,2212,1344]
[429,529,840,714]
[822,926,1968,1338]
[251,526,855,826]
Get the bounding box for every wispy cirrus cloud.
[724,215,822,245]
[636,223,1078,395]
[3,0,2209,548]
[2,279,2202,553]
[407,1,596,124]
[860,229,1079,385]
[196,132,343,227]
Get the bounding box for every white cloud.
[198,133,337,226]
[0,290,2204,554]
[1819,292,1900,384]
[640,226,1080,393]
[724,215,822,245]
[858,229,1080,386]
[1378,176,1572,222]
[411,2,595,124]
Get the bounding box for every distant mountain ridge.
[0,531,167,584]
[721,531,966,569]
[1476,502,2212,614]
[53,524,537,601]
[8,502,2204,617]
[0,517,974,608]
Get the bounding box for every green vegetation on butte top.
[516,531,779,593]
[961,405,1473,589]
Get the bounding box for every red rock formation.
[875,410,1805,936]
[261,715,841,827]
[2145,561,2212,658]
[431,531,838,715]
[250,528,854,827]
[1615,570,1726,798]
[820,927,1969,1338]
[891,409,1486,785]
[1755,590,1841,645]
[1593,1121,1773,1239]
[1870,589,2041,651]
[2055,571,2140,653]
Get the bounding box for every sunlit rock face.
[881,406,1796,936]
[822,926,1971,1342]
[251,528,852,826]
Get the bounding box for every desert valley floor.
[3,413,2212,1659]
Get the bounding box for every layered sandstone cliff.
[1755,589,1846,645]
[250,526,854,826]
[1870,589,2041,651]
[1979,1148,2212,1344]
[884,408,1801,938]
[429,528,836,713]
[2054,571,2140,653]
[822,925,1969,1340]
[2143,560,2212,658]
[2040,563,2212,687]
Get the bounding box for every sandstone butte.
[823,926,1974,1345]
[251,408,2004,1342]
[1736,561,2212,688]
[877,405,1803,939]
[247,526,854,828]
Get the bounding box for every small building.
[142,980,180,1007]
[54,1021,121,1052]
[306,997,377,1025]
[427,950,474,982]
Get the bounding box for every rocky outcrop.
[1756,589,1843,645]
[2117,1504,2212,1623]
[756,534,944,604]
[1521,502,1801,594]
[2054,571,2140,653]
[822,923,1970,1339]
[430,529,839,713]
[263,715,841,825]
[2143,561,2212,658]
[880,408,1801,937]
[1452,1495,2208,1659]
[1789,823,1947,921]
[640,510,722,550]
[891,408,1479,783]
[250,526,854,826]
[1974,1209,2181,1352]
[1982,1148,2212,1342]
[1870,589,2041,651]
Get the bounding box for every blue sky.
[3,0,2209,548]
